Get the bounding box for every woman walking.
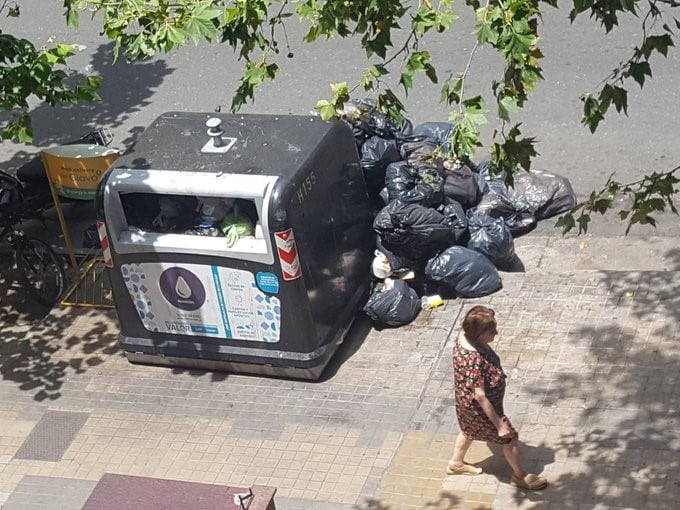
[447,305,547,491]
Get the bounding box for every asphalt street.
[2,1,679,236]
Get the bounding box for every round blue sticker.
[256,272,280,294]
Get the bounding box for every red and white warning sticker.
[274,228,302,280]
[96,220,114,268]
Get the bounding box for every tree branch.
[457,0,490,114]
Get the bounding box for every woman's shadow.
[477,441,555,484]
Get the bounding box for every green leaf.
[184,17,219,43]
[440,75,461,106]
[508,32,536,60]
[399,71,413,94]
[592,197,613,214]
[65,5,79,28]
[625,61,652,88]
[165,25,186,46]
[498,95,520,121]
[475,20,498,45]
[330,81,349,103]
[599,83,628,115]
[581,93,605,133]
[315,99,337,121]
[412,7,438,36]
[462,96,488,126]
[555,213,576,234]
[644,34,674,58]
[425,63,438,84]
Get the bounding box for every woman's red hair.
[461,305,497,346]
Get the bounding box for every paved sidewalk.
[0,234,678,509]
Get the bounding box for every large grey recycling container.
[97,112,375,379]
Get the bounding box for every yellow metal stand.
[59,254,115,309]
[41,144,120,309]
[46,180,80,273]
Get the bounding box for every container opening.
[120,193,264,249]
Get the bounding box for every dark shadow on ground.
[1,256,121,401]
[317,312,373,382]
[511,260,680,508]
[356,494,466,510]
[3,41,173,174]
[0,257,53,324]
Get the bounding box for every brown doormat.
[81,473,276,510]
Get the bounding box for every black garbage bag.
[120,193,161,230]
[385,161,418,198]
[399,136,437,165]
[82,223,100,249]
[344,99,414,141]
[474,175,537,236]
[466,210,516,269]
[121,194,199,233]
[373,200,455,263]
[0,171,23,211]
[476,178,514,217]
[438,200,469,245]
[361,136,401,198]
[417,167,445,207]
[378,187,390,208]
[425,246,503,298]
[375,236,413,273]
[385,162,443,208]
[507,169,577,220]
[442,164,482,209]
[363,278,421,329]
[466,158,491,194]
[412,121,455,151]
[503,212,537,237]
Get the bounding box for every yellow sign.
[42,144,120,200]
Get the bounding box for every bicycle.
[0,128,114,307]
[1,169,67,306]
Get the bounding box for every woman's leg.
[450,432,474,466]
[447,433,482,474]
[502,437,547,490]
[501,437,527,479]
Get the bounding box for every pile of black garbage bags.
[342,102,576,330]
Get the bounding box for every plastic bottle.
[421,294,444,309]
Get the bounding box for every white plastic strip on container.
[102,168,278,265]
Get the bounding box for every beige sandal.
[511,473,548,490]
[446,463,483,476]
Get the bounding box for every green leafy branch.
[575,0,677,132]
[315,1,455,127]
[1,3,101,142]
[443,0,542,178]
[556,165,680,234]
[65,0,224,61]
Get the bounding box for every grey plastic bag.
[425,246,503,298]
[466,211,516,269]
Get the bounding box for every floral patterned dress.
[453,338,515,444]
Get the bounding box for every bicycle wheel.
[14,237,66,306]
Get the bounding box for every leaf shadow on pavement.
[0,258,121,402]
[512,256,680,508]
[0,41,173,401]
[0,256,53,324]
[357,495,472,510]
[2,41,173,173]
[0,309,121,402]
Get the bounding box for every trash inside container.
[97,112,375,379]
